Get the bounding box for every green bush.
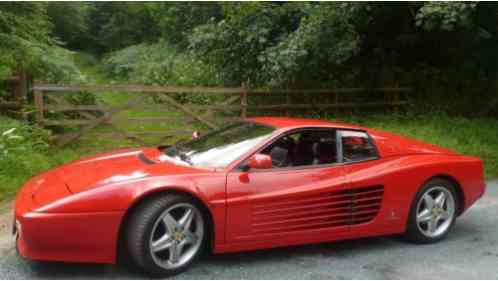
[103,40,222,104]
[0,3,87,85]
[0,116,52,200]
[0,116,96,201]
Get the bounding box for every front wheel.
[126,194,206,277]
[404,178,458,243]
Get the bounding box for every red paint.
[248,153,272,170]
[14,117,486,264]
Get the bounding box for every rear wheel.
[404,178,458,243]
[126,194,206,277]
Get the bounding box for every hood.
[21,147,208,209]
[56,147,203,194]
[369,129,457,158]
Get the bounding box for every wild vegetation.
[1,2,498,200]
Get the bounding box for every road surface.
[0,181,497,279]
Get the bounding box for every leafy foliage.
[103,40,220,85]
[103,41,221,104]
[0,117,50,158]
[258,3,362,87]
[47,2,92,50]
[83,2,160,53]
[0,3,52,77]
[0,116,51,199]
[0,3,84,84]
[189,3,309,86]
[150,2,222,48]
[416,2,477,31]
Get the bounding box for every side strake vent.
[251,185,384,234]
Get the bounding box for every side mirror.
[245,153,272,170]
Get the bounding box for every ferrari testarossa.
[14,117,486,276]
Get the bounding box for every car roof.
[247,117,366,130]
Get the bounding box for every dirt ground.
[0,201,15,259]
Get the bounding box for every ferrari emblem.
[174,232,185,242]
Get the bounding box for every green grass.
[339,113,498,178]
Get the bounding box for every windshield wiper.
[161,146,192,165]
[178,151,193,166]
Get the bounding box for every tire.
[403,178,459,244]
[126,194,207,277]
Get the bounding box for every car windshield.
[162,121,276,168]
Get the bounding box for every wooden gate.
[32,83,411,146]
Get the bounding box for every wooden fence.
[31,83,411,146]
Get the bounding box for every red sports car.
[14,117,486,276]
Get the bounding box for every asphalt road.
[0,181,497,280]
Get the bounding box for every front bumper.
[14,179,124,264]
[15,210,124,264]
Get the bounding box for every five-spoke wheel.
[126,194,207,277]
[404,178,458,243]
[416,186,455,238]
[150,203,204,270]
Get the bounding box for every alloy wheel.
[415,186,456,238]
[149,203,204,270]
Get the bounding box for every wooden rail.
[33,83,412,95]
[32,83,412,146]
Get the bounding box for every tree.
[150,2,222,48]
[188,3,363,87]
[85,2,159,53]
[47,2,91,50]
[0,2,53,77]
[0,3,83,83]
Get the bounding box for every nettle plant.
[0,120,50,159]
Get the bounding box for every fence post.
[34,90,44,126]
[241,83,248,118]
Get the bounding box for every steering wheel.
[270,146,289,168]
[272,157,286,168]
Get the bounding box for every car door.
[338,129,396,236]
[225,128,350,244]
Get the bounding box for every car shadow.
[15,222,483,280]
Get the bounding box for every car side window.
[340,130,378,163]
[260,129,338,168]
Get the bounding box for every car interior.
[341,132,377,162]
[261,130,338,168]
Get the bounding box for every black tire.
[403,178,459,244]
[126,194,207,277]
